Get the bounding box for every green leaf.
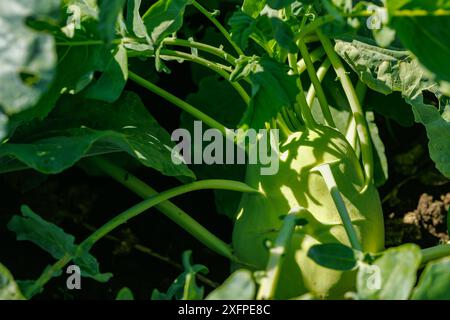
[386,0,450,83]
[408,94,450,178]
[116,287,135,300]
[181,76,246,218]
[0,92,194,178]
[335,39,450,178]
[206,270,256,300]
[73,250,113,283]
[0,262,25,300]
[229,11,260,50]
[356,244,422,300]
[228,11,295,52]
[0,0,59,115]
[307,243,359,271]
[83,44,128,103]
[411,257,450,300]
[151,251,208,300]
[7,205,111,287]
[7,205,77,260]
[243,0,266,18]
[334,39,431,96]
[126,0,149,39]
[143,0,192,49]
[98,0,126,41]
[239,58,298,129]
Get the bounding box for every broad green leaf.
[143,0,192,49]
[335,39,450,178]
[0,263,25,300]
[386,0,450,83]
[408,94,450,178]
[334,40,431,96]
[7,205,77,260]
[151,251,208,300]
[98,0,126,41]
[307,243,358,271]
[0,92,194,178]
[0,0,59,115]
[116,287,135,300]
[357,244,421,300]
[239,58,298,129]
[181,76,246,218]
[228,11,295,52]
[83,44,128,102]
[229,11,261,50]
[411,257,450,300]
[206,270,256,300]
[8,205,111,289]
[243,0,266,18]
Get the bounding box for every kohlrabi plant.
[0,0,449,300]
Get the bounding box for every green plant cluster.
[0,0,449,300]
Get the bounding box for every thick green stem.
[27,175,258,297]
[192,1,244,56]
[159,49,250,105]
[288,54,317,128]
[257,208,302,300]
[25,253,72,298]
[317,30,374,188]
[306,59,331,106]
[87,157,236,260]
[297,47,326,74]
[128,71,230,136]
[79,178,259,252]
[314,163,362,251]
[298,41,335,127]
[421,244,450,266]
[163,38,237,65]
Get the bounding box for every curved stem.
[87,157,236,260]
[306,59,331,106]
[297,46,326,74]
[257,208,302,300]
[421,244,450,266]
[317,30,374,188]
[79,179,259,252]
[298,41,335,127]
[25,253,72,298]
[128,71,230,136]
[192,1,244,56]
[163,38,237,65]
[159,49,250,105]
[27,177,259,297]
[313,163,363,251]
[288,54,317,128]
